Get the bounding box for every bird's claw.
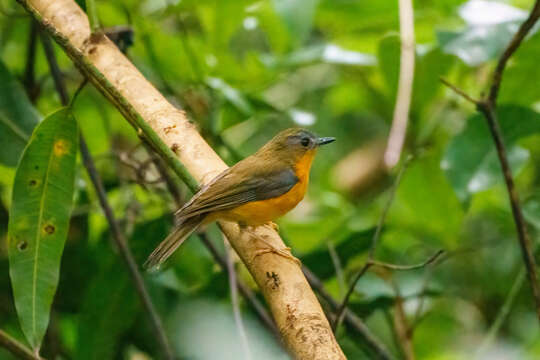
[265,221,279,232]
[251,246,301,266]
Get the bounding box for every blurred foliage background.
[1,0,540,359]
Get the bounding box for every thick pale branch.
[18,0,347,358]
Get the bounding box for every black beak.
[316,137,336,146]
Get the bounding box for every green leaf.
[0,60,41,167]
[378,34,401,99]
[436,1,534,66]
[443,106,540,202]
[302,228,374,280]
[8,108,78,350]
[523,192,540,230]
[261,43,376,68]
[273,0,319,46]
[499,33,540,106]
[378,36,454,110]
[77,250,139,360]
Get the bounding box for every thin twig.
[440,0,540,322]
[389,281,415,360]
[328,241,346,297]
[439,77,480,105]
[487,1,540,105]
[225,241,252,360]
[40,33,174,360]
[334,158,410,331]
[370,250,445,271]
[0,329,42,360]
[80,137,175,360]
[384,0,415,168]
[198,233,280,339]
[477,268,526,354]
[23,20,39,102]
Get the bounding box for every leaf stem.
[0,329,42,360]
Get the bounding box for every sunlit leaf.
[0,60,41,167]
[443,106,540,202]
[261,44,376,68]
[437,0,537,65]
[8,108,78,349]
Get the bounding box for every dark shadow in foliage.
[301,228,375,280]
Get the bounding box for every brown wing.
[175,160,298,222]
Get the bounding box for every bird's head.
[256,128,335,165]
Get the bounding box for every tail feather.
[144,215,204,270]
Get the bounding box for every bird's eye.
[301,137,310,147]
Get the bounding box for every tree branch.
[40,32,174,360]
[384,0,415,168]
[0,329,42,360]
[334,158,410,331]
[440,0,540,322]
[19,0,345,357]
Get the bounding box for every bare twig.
[328,241,346,297]
[23,21,39,102]
[384,0,415,168]
[199,233,280,339]
[40,33,174,360]
[334,158,410,331]
[440,0,540,322]
[225,241,252,360]
[439,78,480,105]
[487,2,540,105]
[0,329,42,360]
[370,250,445,271]
[80,137,175,360]
[477,268,525,354]
[390,283,414,360]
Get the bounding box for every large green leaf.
[8,108,78,350]
[443,106,540,202]
[77,250,139,360]
[0,60,41,167]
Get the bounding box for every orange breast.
[212,149,316,226]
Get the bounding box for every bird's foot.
[251,245,301,266]
[243,227,300,266]
[265,221,279,232]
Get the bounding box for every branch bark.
[441,0,540,322]
[18,0,345,358]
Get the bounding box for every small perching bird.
[144,128,335,269]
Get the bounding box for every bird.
[144,128,335,269]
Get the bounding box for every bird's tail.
[144,215,204,270]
